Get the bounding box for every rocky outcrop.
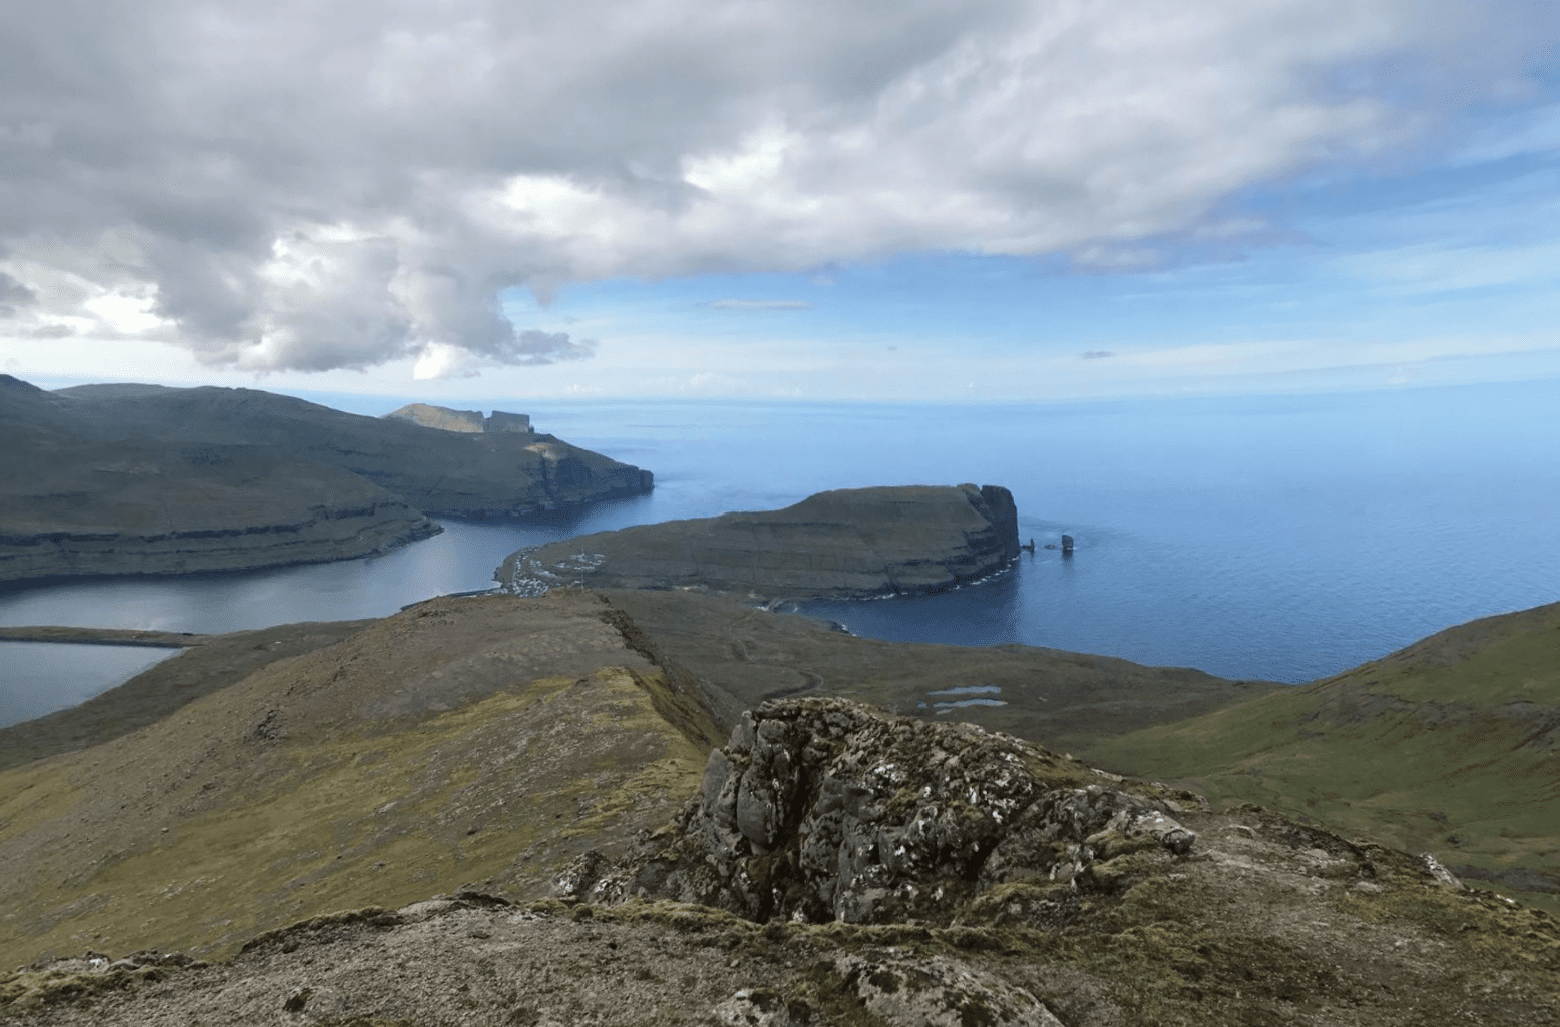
[570,697,1198,924]
[483,410,532,433]
[497,484,1019,601]
[0,377,651,582]
[384,402,486,432]
[383,403,534,435]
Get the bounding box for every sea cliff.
[0,376,651,582]
[497,483,1019,600]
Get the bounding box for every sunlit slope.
[1086,600,1560,910]
[0,593,717,969]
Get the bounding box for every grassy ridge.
[0,667,705,966]
[1084,601,1560,913]
[0,594,710,969]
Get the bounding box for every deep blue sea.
[3,379,1558,729]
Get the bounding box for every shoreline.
[0,626,208,647]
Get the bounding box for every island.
[496,483,1020,600]
[0,375,653,583]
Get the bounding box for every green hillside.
[1085,601,1560,913]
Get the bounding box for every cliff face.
[0,443,439,581]
[497,483,1019,600]
[49,382,653,519]
[0,377,652,582]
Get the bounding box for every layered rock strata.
[497,483,1019,601]
[569,696,1199,925]
[0,443,438,581]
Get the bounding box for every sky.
[3,0,1560,403]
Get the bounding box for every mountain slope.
[50,381,653,517]
[0,592,720,968]
[0,375,653,582]
[1085,600,1560,912]
[2,595,1559,1023]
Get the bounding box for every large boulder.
[569,697,1198,924]
[497,484,1020,601]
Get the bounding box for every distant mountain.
[1084,600,1560,913]
[0,376,652,583]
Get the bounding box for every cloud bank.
[0,0,1545,375]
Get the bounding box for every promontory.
[496,483,1019,600]
[0,376,652,583]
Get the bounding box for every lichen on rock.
[572,697,1198,925]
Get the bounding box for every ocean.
[3,378,1557,729]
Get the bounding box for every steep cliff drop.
[496,483,1020,601]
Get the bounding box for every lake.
[3,378,1557,729]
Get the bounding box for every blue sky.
[479,131,1560,400]
[3,2,1559,403]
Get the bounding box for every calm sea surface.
[3,379,1557,728]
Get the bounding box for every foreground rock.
[576,698,1199,926]
[0,375,651,582]
[498,484,1019,600]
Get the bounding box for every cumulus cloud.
[0,0,1548,374]
[0,272,37,318]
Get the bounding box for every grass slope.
[1085,600,1560,913]
[0,593,713,968]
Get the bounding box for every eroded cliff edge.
[497,483,1019,601]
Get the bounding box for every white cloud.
[0,0,1545,375]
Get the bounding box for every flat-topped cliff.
[384,402,533,434]
[496,483,1019,600]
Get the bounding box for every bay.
[2,378,1557,729]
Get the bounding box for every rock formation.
[384,403,534,434]
[0,376,651,582]
[497,484,1019,601]
[384,402,487,432]
[570,697,1198,925]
